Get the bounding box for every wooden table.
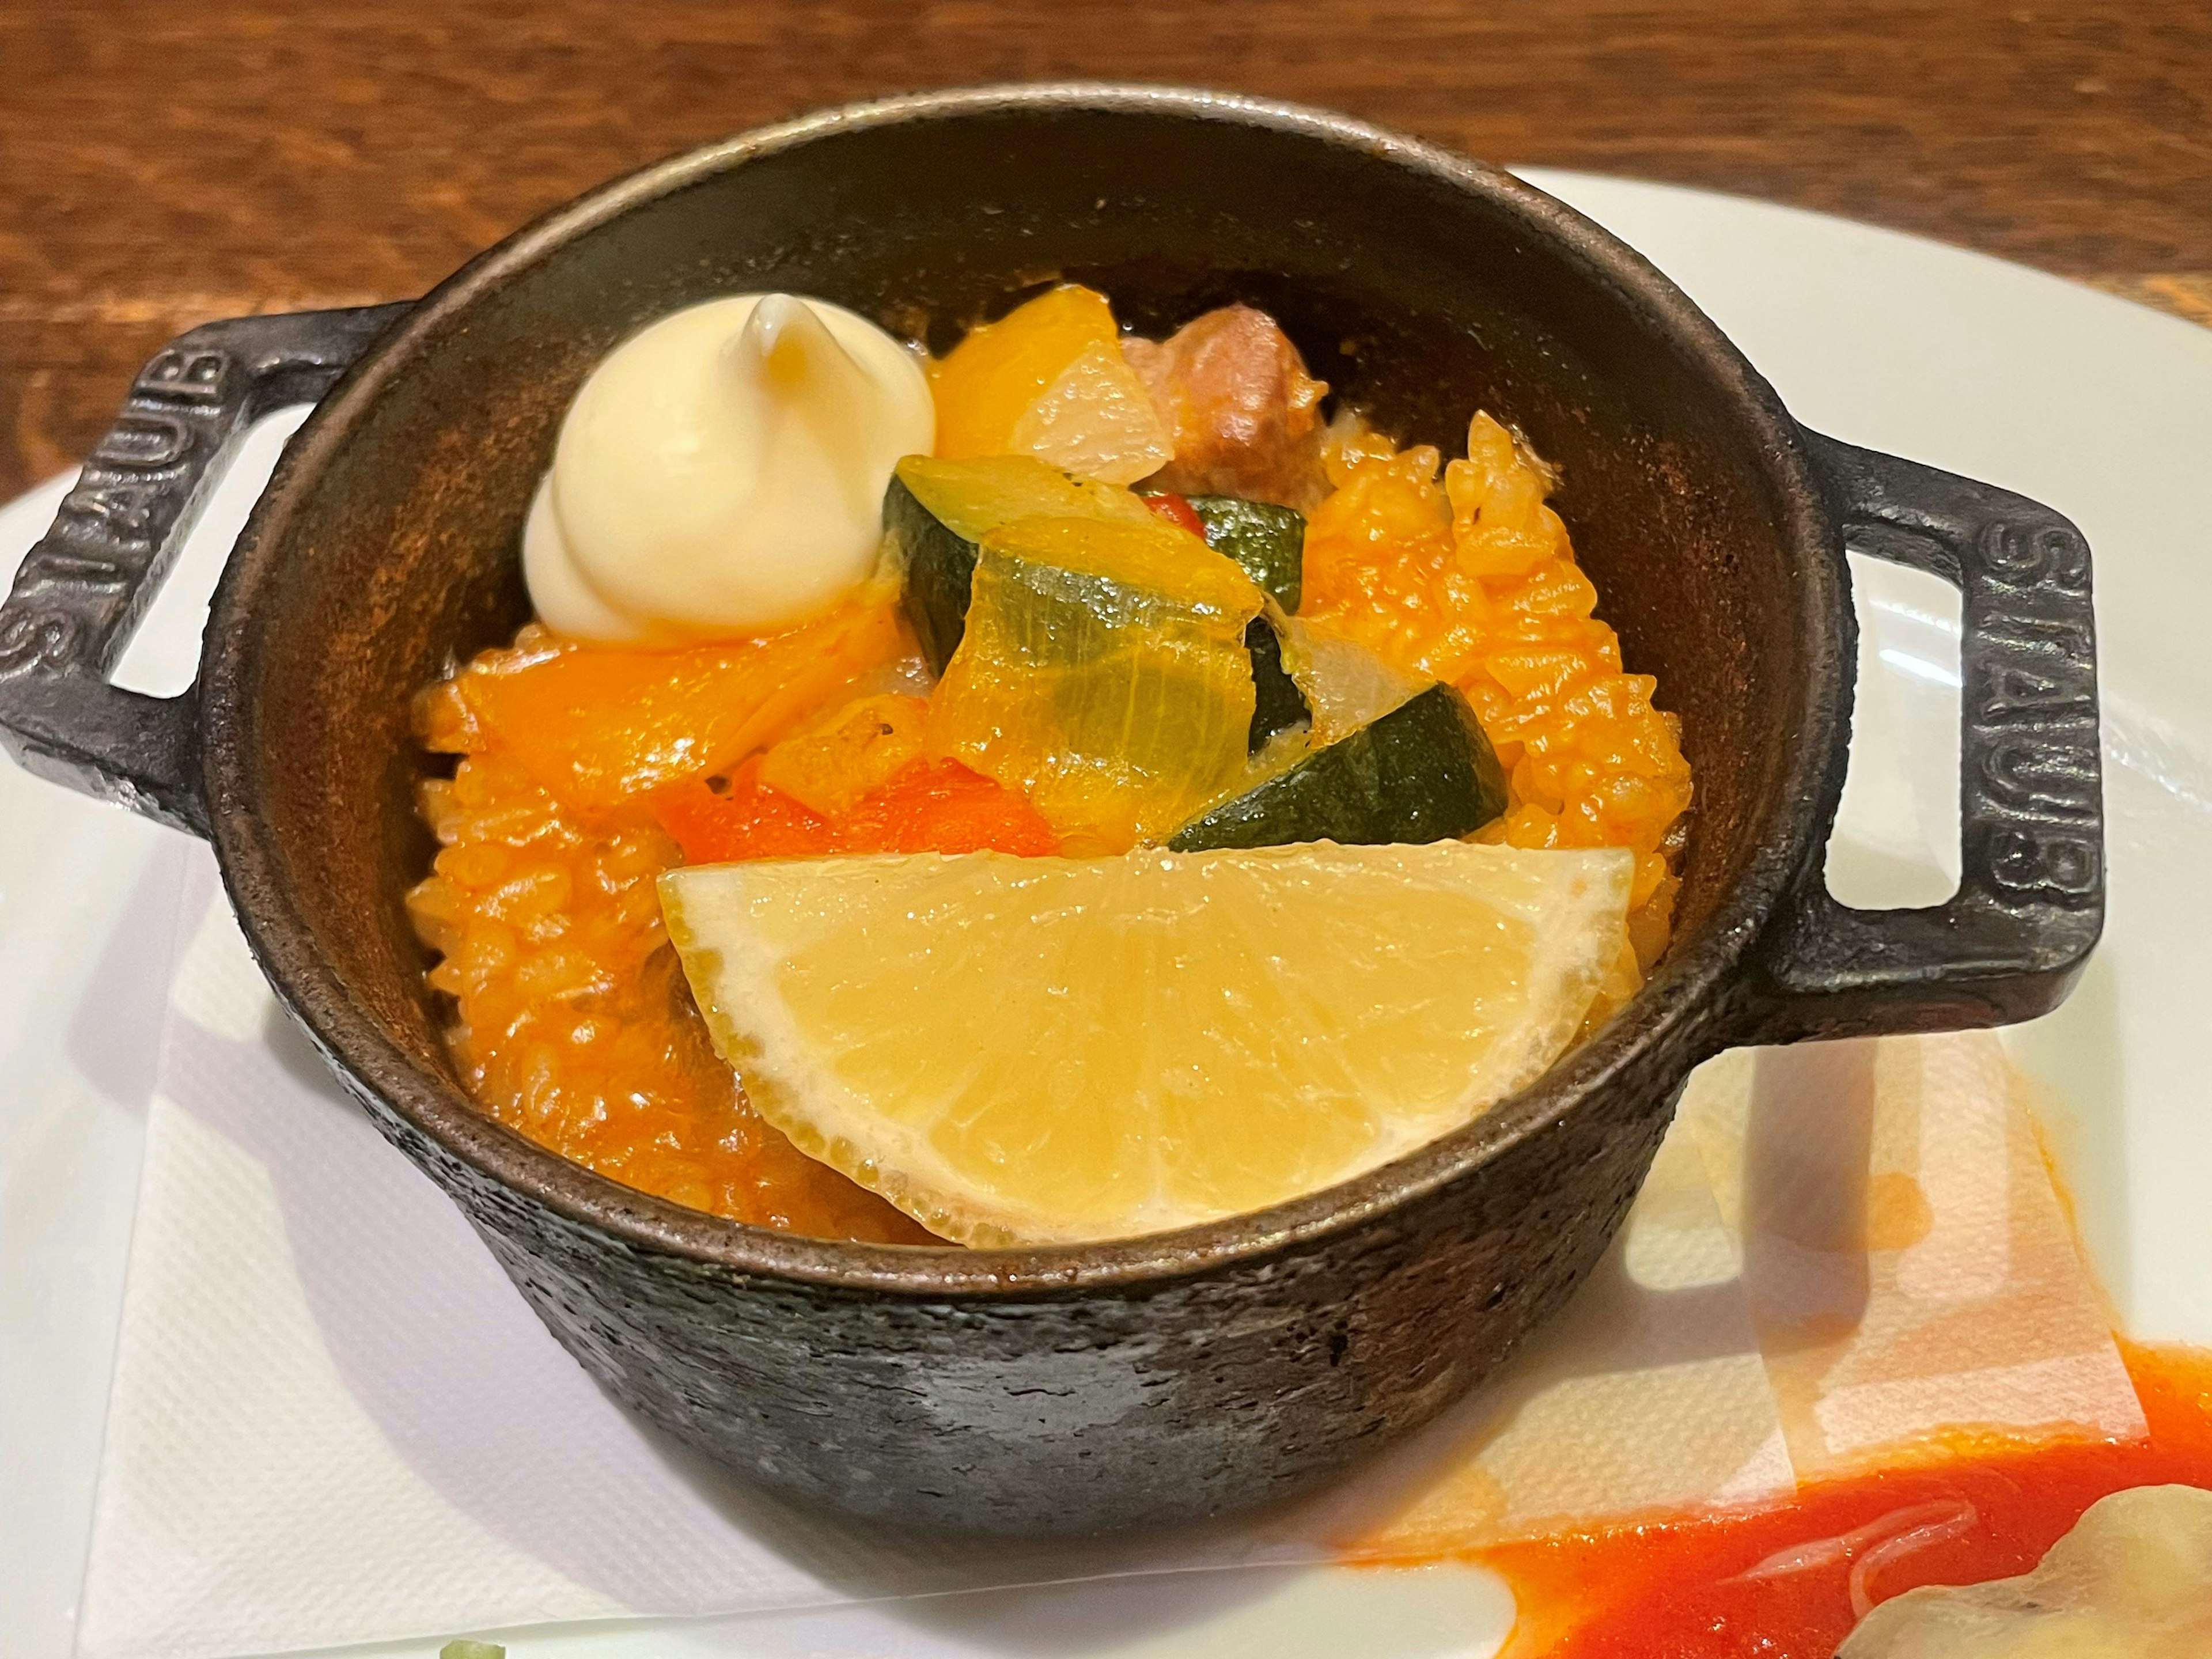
[4,1,2207,501]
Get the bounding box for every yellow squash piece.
[416,599,910,813]
[930,284,1118,457]
[755,693,931,817]
[661,840,1635,1245]
[927,285,1172,483]
[891,453,1160,541]
[926,514,1264,850]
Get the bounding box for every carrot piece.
[657,757,1057,865]
[1142,491,1209,537]
[847,759,1061,857]
[654,762,839,865]
[439,601,910,813]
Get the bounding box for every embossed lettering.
[1982,611,2093,657]
[1979,520,2090,594]
[62,477,161,540]
[0,609,81,677]
[138,348,229,404]
[1980,738,2096,819]
[1987,828,2100,897]
[1980,662,2093,723]
[17,547,130,590]
[92,412,192,471]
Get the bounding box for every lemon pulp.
[661,839,1633,1245]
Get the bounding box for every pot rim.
[202,82,1844,1297]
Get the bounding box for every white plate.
[5,170,2211,1658]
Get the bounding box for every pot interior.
[214,94,1824,1225]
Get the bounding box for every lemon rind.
[661,842,1632,1247]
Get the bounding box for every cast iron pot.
[0,86,2103,1536]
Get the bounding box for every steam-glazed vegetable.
[1279,616,1427,745]
[927,514,1265,851]
[891,459,1308,748]
[1151,488,1312,750]
[1184,494,1306,612]
[1169,681,1506,853]
[884,454,1154,672]
[927,283,1172,484]
[1244,609,1310,752]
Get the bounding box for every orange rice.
[408,410,1690,1239]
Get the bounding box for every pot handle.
[1733,432,2103,1045]
[0,304,412,836]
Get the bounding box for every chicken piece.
[1123,305,1331,508]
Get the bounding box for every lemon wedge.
[660,841,1633,1245]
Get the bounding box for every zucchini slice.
[1185,495,1305,613]
[885,455,1156,672]
[1176,498,1310,746]
[1245,610,1310,752]
[931,514,1266,850]
[887,460,1310,751]
[1168,682,1507,853]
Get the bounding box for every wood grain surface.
[3,1,2207,499]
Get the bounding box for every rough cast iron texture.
[298,995,1687,1527]
[0,86,2104,1535]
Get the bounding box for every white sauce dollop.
[524,293,935,641]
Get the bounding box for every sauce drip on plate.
[1463,1342,2212,1657]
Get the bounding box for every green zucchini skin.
[892,469,1310,745]
[1187,496,1305,613]
[1245,615,1310,752]
[1169,683,1508,852]
[887,456,1158,672]
[885,472,978,675]
[1191,493,1309,750]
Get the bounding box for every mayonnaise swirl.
[525,293,935,641]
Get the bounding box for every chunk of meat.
[1122,305,1330,508]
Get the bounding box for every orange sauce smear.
[1460,1341,2212,1656]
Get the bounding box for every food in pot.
[884,452,1160,672]
[524,293,934,640]
[1168,681,1507,854]
[925,512,1270,852]
[664,841,1630,1244]
[1122,301,1331,506]
[408,282,1692,1243]
[926,282,1174,483]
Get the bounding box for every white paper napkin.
[1679,1037,2146,1478]
[1272,1127,1796,1558]
[73,849,2141,1658]
[75,855,1312,1659]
